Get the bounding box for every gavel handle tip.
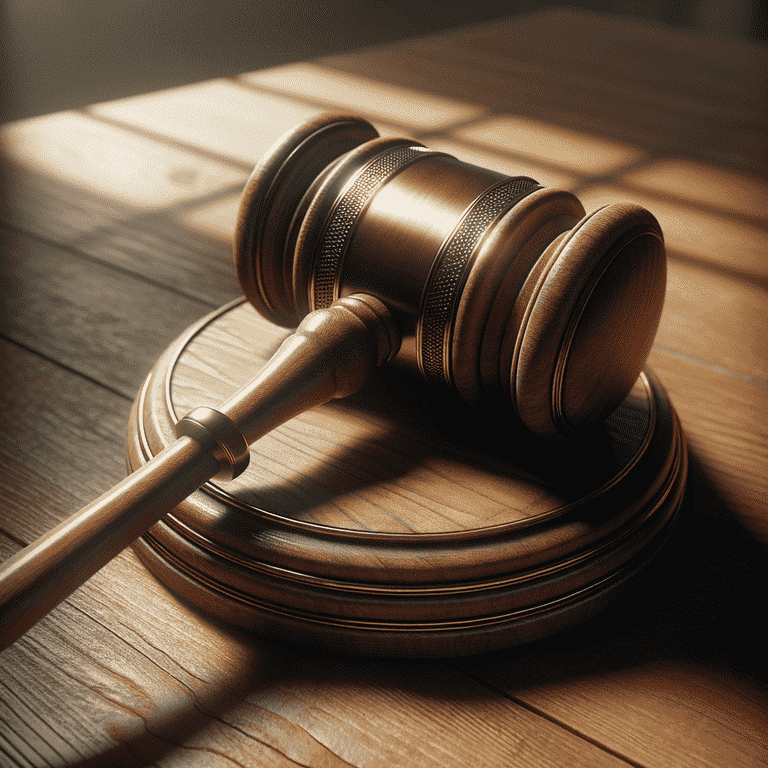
[0,437,219,652]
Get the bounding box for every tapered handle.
[0,438,218,651]
[0,294,400,651]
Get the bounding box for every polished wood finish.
[1,7,765,767]
[0,436,217,652]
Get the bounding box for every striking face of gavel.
[234,113,666,440]
[0,112,667,651]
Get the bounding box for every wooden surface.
[1,7,766,767]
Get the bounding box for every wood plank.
[1,157,142,246]
[451,114,646,175]
[240,62,484,132]
[621,158,767,223]
[0,160,242,308]
[0,111,246,212]
[177,193,241,247]
[319,11,765,173]
[319,47,764,173]
[0,112,245,308]
[655,260,767,385]
[0,226,209,398]
[0,341,132,540]
[404,9,765,120]
[577,184,768,282]
[87,80,324,167]
[647,351,768,537]
[77,205,243,308]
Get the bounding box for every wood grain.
[87,80,324,167]
[1,6,766,767]
[320,9,766,173]
[0,350,635,767]
[241,62,484,132]
[0,225,210,397]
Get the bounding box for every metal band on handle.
[176,406,250,480]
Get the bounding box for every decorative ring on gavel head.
[234,113,666,440]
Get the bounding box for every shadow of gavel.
[0,113,666,651]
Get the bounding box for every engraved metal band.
[418,177,541,386]
[311,145,432,310]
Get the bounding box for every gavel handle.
[0,294,400,652]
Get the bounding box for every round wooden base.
[127,299,687,657]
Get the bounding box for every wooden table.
[1,8,766,767]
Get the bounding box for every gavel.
[0,113,666,651]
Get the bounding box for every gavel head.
[234,113,666,440]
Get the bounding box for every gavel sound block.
[0,114,687,656]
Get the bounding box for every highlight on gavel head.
[234,113,666,440]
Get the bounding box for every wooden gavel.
[0,113,666,651]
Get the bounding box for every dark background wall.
[1,0,765,123]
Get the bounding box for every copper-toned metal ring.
[310,144,434,310]
[176,406,250,481]
[417,176,541,386]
